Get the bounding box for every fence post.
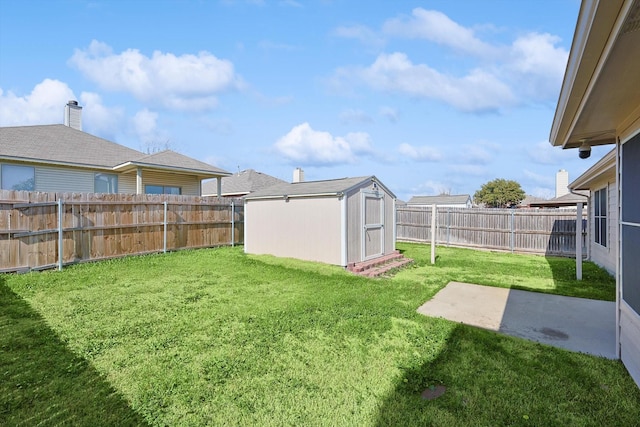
[447,208,451,247]
[510,209,515,253]
[163,201,168,253]
[58,198,63,271]
[231,200,235,247]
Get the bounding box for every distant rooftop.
[202,169,286,196]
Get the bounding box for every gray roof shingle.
[246,176,390,199]
[0,124,229,176]
[202,169,287,196]
[407,194,471,205]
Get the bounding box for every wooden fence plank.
[397,206,586,256]
[0,190,245,272]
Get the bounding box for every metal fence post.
[58,198,63,271]
[163,201,168,253]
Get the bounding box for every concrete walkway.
[417,282,616,359]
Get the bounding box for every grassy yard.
[1,243,637,426]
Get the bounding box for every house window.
[594,187,607,247]
[145,185,181,195]
[94,173,118,193]
[1,164,35,191]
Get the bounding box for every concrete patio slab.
[417,282,616,359]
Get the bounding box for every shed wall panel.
[245,197,343,265]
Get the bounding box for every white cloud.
[69,40,243,111]
[461,144,493,164]
[412,180,452,196]
[331,9,568,112]
[131,109,170,151]
[527,140,574,165]
[333,24,385,50]
[0,79,75,126]
[273,122,374,165]
[78,91,125,138]
[398,143,442,162]
[523,169,554,187]
[448,164,488,176]
[507,32,568,100]
[379,106,398,122]
[339,108,372,124]
[383,8,497,57]
[356,52,515,112]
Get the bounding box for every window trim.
[144,184,182,195]
[1,163,36,191]
[593,186,607,248]
[94,173,118,194]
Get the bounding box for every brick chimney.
[64,100,82,131]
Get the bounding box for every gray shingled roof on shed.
[246,176,395,199]
[202,169,287,196]
[407,194,471,205]
[0,124,229,176]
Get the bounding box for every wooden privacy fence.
[396,206,587,257]
[0,190,244,273]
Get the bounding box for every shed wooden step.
[347,251,413,277]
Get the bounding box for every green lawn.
[1,243,637,426]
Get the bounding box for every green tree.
[474,178,525,208]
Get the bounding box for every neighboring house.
[201,169,286,198]
[527,191,589,209]
[518,195,548,208]
[407,194,472,208]
[244,176,396,267]
[570,149,617,274]
[0,101,230,196]
[549,0,640,387]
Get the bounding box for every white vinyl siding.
[141,171,201,196]
[118,173,137,194]
[36,166,94,193]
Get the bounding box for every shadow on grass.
[374,324,640,427]
[0,278,149,426]
[543,255,616,301]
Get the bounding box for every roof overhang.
[570,148,616,190]
[550,0,640,149]
[113,161,231,179]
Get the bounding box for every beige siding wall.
[620,301,640,387]
[119,172,137,194]
[1,161,203,195]
[141,170,201,196]
[245,197,343,265]
[589,176,617,274]
[36,166,94,193]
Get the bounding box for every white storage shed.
[244,176,396,267]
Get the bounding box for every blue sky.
[0,0,611,201]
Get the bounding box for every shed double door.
[362,191,385,260]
